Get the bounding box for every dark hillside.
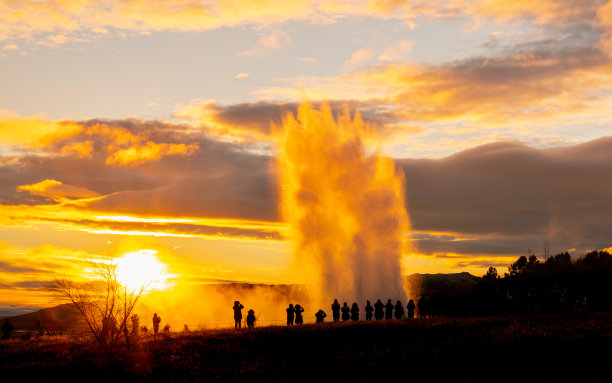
[0,303,83,332]
[2,312,612,382]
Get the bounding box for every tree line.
[427,249,612,317]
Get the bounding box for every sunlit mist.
[276,102,410,306]
[116,249,170,292]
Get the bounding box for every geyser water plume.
[276,103,410,306]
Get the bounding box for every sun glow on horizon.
[115,249,171,292]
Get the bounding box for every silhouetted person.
[233,300,244,328]
[153,313,161,335]
[2,318,13,340]
[365,300,373,321]
[131,314,140,337]
[417,297,426,318]
[341,302,350,321]
[350,302,359,321]
[385,299,393,320]
[394,300,404,319]
[295,304,305,324]
[286,303,295,325]
[315,309,327,323]
[246,309,256,328]
[36,319,44,337]
[407,299,416,319]
[331,299,341,322]
[374,299,384,320]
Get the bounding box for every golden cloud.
[469,0,605,24]
[0,117,201,166]
[105,141,199,166]
[0,0,315,41]
[597,0,612,48]
[0,118,82,147]
[174,100,272,142]
[3,0,603,42]
[255,43,612,133]
[17,179,100,203]
[60,140,94,158]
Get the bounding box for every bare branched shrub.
[48,257,152,351]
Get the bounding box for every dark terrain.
[2,312,612,382]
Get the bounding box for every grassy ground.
[2,313,612,382]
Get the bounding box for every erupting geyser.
[276,103,410,306]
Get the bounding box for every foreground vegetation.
[2,312,612,381]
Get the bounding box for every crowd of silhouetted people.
[284,297,425,326]
[322,298,419,324]
[227,297,426,329]
[2,296,423,341]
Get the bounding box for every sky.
[1,0,612,315]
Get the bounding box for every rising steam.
[276,103,410,306]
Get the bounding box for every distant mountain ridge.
[0,303,83,331]
[406,272,481,298]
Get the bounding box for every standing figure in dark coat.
[374,299,384,320]
[131,314,140,338]
[36,319,44,337]
[246,309,256,328]
[152,313,162,335]
[365,300,373,321]
[294,304,305,324]
[233,301,244,328]
[407,299,416,319]
[286,303,295,326]
[385,299,394,319]
[2,318,13,340]
[331,299,341,322]
[350,302,360,321]
[315,309,327,323]
[394,300,404,319]
[341,302,351,321]
[418,297,427,318]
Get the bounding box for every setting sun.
[115,249,170,292]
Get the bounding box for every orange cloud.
[17,179,100,203]
[2,0,605,44]
[174,100,406,142]
[174,100,273,142]
[105,141,199,166]
[0,118,201,165]
[469,0,604,25]
[0,0,315,41]
[60,140,94,158]
[597,0,612,48]
[256,41,612,135]
[0,118,82,147]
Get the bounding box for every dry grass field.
[2,312,612,382]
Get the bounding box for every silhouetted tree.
[507,255,528,277]
[48,256,152,351]
[483,267,499,281]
